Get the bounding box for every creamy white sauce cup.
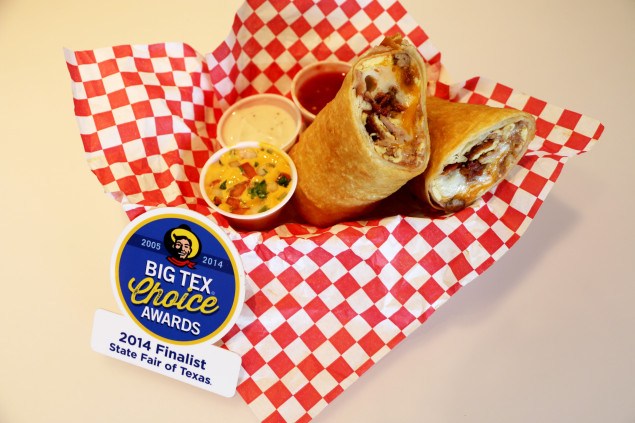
[216,94,302,152]
[199,141,298,231]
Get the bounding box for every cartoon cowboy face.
[173,236,192,259]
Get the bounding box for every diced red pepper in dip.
[239,162,257,179]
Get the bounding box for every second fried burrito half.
[409,96,536,213]
[289,34,430,227]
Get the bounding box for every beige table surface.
[1,0,633,422]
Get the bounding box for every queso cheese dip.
[203,146,293,215]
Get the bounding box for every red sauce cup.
[291,60,352,124]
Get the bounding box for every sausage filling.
[431,121,529,211]
[354,52,426,167]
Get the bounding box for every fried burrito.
[409,96,536,213]
[289,34,430,227]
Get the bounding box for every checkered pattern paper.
[65,0,604,422]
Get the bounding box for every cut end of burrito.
[412,97,536,213]
[353,34,430,169]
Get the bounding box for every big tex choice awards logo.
[111,208,245,345]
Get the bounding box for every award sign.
[91,207,244,397]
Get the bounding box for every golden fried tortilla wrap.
[289,34,430,227]
[409,96,536,212]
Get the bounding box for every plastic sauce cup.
[199,141,298,231]
[216,94,302,152]
[291,60,352,123]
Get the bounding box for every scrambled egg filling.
[356,54,425,167]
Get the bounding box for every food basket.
[64,0,604,421]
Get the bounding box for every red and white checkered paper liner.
[65,0,604,422]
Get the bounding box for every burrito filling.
[354,53,426,167]
[431,121,529,211]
